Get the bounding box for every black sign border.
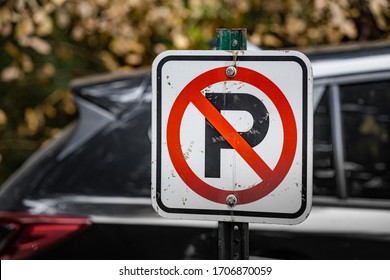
[155,54,310,220]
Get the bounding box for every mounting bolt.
[226,194,238,207]
[226,66,237,78]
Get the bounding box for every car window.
[29,101,152,198]
[313,88,337,196]
[340,80,390,200]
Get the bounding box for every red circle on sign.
[166,66,297,204]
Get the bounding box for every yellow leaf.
[72,25,85,41]
[43,104,57,118]
[39,63,56,79]
[62,90,77,115]
[172,33,190,49]
[263,34,283,48]
[1,66,22,82]
[0,109,7,128]
[285,16,306,34]
[0,8,13,36]
[369,0,390,29]
[153,43,167,54]
[51,0,67,6]
[0,22,12,37]
[4,42,19,57]
[77,1,95,18]
[56,9,71,29]
[99,51,120,71]
[24,107,44,136]
[21,54,34,73]
[125,53,143,66]
[34,11,53,36]
[15,16,34,39]
[20,37,52,55]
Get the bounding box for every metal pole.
[216,28,249,260]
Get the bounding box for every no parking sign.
[151,50,313,224]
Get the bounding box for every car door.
[310,72,390,259]
[247,72,390,260]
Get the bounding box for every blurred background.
[1,0,390,185]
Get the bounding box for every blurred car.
[1,42,390,260]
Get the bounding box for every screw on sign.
[151,50,313,225]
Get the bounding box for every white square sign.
[151,50,313,224]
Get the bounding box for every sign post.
[216,28,249,260]
[151,28,313,259]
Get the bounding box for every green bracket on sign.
[216,28,247,51]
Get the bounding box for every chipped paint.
[211,135,225,143]
[166,75,174,89]
[183,141,194,160]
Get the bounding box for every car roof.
[311,53,390,79]
[303,41,390,79]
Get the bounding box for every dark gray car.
[1,42,390,259]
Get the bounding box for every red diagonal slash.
[191,90,273,180]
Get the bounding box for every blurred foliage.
[0,0,390,184]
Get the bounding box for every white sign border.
[151,50,313,225]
